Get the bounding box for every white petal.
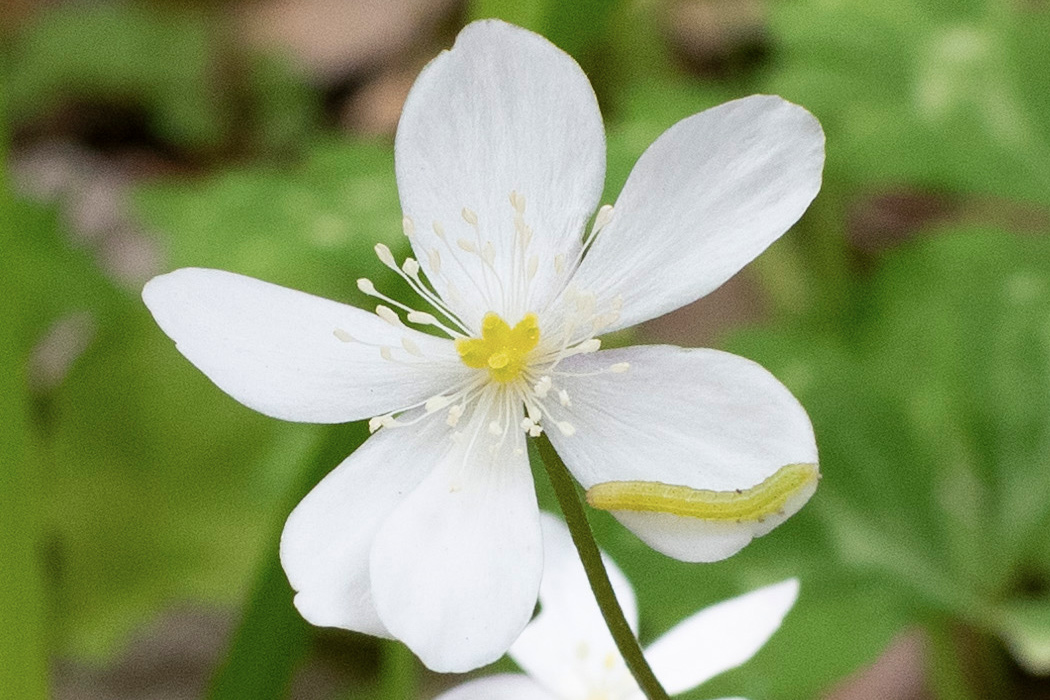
[566,95,824,332]
[645,579,799,694]
[431,674,555,700]
[279,416,450,636]
[509,513,638,699]
[369,395,542,672]
[142,268,467,423]
[395,20,606,327]
[545,345,818,562]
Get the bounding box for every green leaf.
[726,227,1050,671]
[997,597,1050,676]
[208,424,370,700]
[134,138,405,305]
[766,0,1050,205]
[8,3,224,149]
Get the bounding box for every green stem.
[376,639,417,700]
[535,435,670,700]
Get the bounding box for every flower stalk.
[535,434,671,700]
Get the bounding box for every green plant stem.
[535,435,670,700]
[376,639,417,700]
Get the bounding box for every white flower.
[434,513,800,700]
[142,20,823,672]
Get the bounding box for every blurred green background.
[3,0,1050,698]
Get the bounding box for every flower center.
[455,312,540,383]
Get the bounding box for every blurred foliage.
[730,229,1050,678]
[6,2,318,155]
[4,0,1050,698]
[766,0,1050,207]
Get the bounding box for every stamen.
[432,221,446,240]
[402,216,415,238]
[527,256,539,280]
[447,404,465,427]
[610,362,630,373]
[573,338,601,354]
[510,190,526,214]
[402,258,420,276]
[457,238,476,253]
[333,328,354,343]
[592,204,614,235]
[462,207,479,225]
[376,305,403,328]
[401,337,424,357]
[428,249,442,274]
[380,347,394,361]
[558,389,571,407]
[556,421,576,436]
[425,395,451,413]
[374,243,396,268]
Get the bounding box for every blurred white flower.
[435,513,799,700]
[142,19,822,672]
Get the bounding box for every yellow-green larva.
[585,463,820,522]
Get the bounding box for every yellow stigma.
[456,312,540,383]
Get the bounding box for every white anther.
[557,421,576,436]
[401,337,423,357]
[554,254,566,275]
[368,414,396,433]
[593,204,614,233]
[380,347,394,361]
[457,238,476,253]
[527,255,539,280]
[514,447,524,455]
[376,305,403,327]
[510,190,525,213]
[558,389,571,407]
[592,312,619,331]
[357,278,377,295]
[528,424,543,437]
[575,338,601,354]
[375,243,396,267]
[609,362,630,373]
[432,221,446,240]
[402,258,420,276]
[488,421,503,436]
[402,216,415,238]
[333,328,354,343]
[482,241,496,265]
[447,404,465,427]
[534,376,553,398]
[520,417,535,431]
[575,292,596,315]
[426,395,451,413]
[407,310,437,325]
[428,249,442,274]
[462,207,478,225]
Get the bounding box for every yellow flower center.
[455,312,540,383]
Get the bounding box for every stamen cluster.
[335,190,629,446]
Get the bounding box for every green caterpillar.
[585,463,819,522]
